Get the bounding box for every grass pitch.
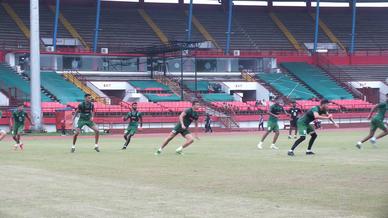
[0,129,387,218]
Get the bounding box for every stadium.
[0,0,387,217]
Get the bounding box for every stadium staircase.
[281,62,354,100]
[269,13,303,51]
[138,9,169,45]
[48,5,89,50]
[63,72,106,103]
[309,13,346,50]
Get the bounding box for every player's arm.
[367,104,378,119]
[179,111,187,129]
[313,112,339,127]
[91,105,95,121]
[72,108,79,122]
[123,113,129,121]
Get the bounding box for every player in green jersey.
[71,94,100,153]
[0,110,7,141]
[257,97,288,150]
[356,94,388,149]
[12,104,33,150]
[155,101,200,155]
[122,102,143,150]
[288,99,339,156]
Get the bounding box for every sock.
[94,144,99,148]
[176,146,183,151]
[357,141,362,145]
[371,137,376,141]
[71,145,75,149]
[306,149,312,152]
[271,144,275,147]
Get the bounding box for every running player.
[71,94,100,153]
[288,99,339,156]
[155,101,200,155]
[0,110,6,141]
[122,102,143,150]
[257,97,287,150]
[356,95,388,149]
[288,101,302,139]
[12,104,33,150]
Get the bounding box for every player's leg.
[257,129,271,149]
[12,125,20,150]
[176,132,195,154]
[294,123,298,138]
[122,131,130,149]
[288,120,293,139]
[123,127,136,149]
[306,131,318,155]
[375,129,388,140]
[89,124,100,152]
[0,130,6,141]
[288,122,308,156]
[356,122,377,149]
[270,130,280,150]
[71,128,81,153]
[155,131,177,155]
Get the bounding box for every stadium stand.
[0,4,28,49]
[0,64,52,102]
[334,65,388,82]
[201,93,234,102]
[183,80,210,92]
[281,62,354,100]
[143,93,181,102]
[41,72,85,103]
[257,73,316,100]
[129,80,171,92]
[320,10,388,50]
[193,7,254,50]
[146,7,204,42]
[275,12,331,45]
[11,3,72,40]
[234,8,294,50]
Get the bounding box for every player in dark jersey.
[11,104,33,150]
[288,101,302,139]
[288,99,339,156]
[155,101,200,155]
[356,94,388,149]
[257,97,288,150]
[71,94,100,153]
[122,102,143,150]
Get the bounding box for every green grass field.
[0,129,387,218]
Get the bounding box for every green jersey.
[77,102,94,120]
[0,111,2,118]
[372,103,387,121]
[125,110,142,126]
[179,108,199,128]
[13,109,28,125]
[268,103,284,123]
[299,106,327,125]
